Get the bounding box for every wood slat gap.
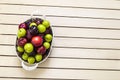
[54,46,120,51]
[1,34,120,41]
[0,13,120,21]
[1,55,120,61]
[1,43,120,51]
[0,77,86,80]
[0,23,120,31]
[0,66,120,71]
[0,3,120,11]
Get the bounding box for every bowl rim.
[16,17,54,65]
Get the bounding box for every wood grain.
[0,5,120,19]
[0,0,120,9]
[0,0,120,80]
[0,14,120,29]
[1,35,120,49]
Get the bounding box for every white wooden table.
[0,0,120,80]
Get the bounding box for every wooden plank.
[0,0,120,9]
[1,25,120,40]
[0,25,17,34]
[0,35,16,45]
[0,67,119,80]
[0,78,24,80]
[0,79,32,80]
[54,38,120,49]
[0,15,120,29]
[0,5,120,19]
[1,56,120,70]
[1,45,120,60]
[1,35,120,49]
[0,0,119,80]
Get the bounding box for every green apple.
[17,46,24,53]
[22,52,28,60]
[24,43,34,53]
[17,28,26,38]
[28,57,35,64]
[42,20,50,28]
[35,54,42,62]
[29,22,37,27]
[45,34,52,42]
[43,42,50,49]
[37,24,46,33]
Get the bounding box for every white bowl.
[16,14,53,71]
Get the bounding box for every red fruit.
[19,23,27,29]
[17,38,27,46]
[31,36,43,47]
[37,46,46,54]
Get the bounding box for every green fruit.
[29,22,37,27]
[35,54,42,62]
[45,34,52,42]
[28,57,35,64]
[24,43,34,53]
[42,20,50,28]
[17,46,24,53]
[37,24,46,33]
[43,42,50,49]
[22,52,28,60]
[17,28,26,38]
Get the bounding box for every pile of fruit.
[16,18,53,64]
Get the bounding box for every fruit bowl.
[15,17,53,71]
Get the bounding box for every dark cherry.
[19,23,27,29]
[37,46,46,55]
[45,27,52,34]
[17,38,27,46]
[26,30,33,40]
[29,50,36,56]
[25,19,32,27]
[35,18,43,25]
[29,26,39,35]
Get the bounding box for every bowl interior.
[16,18,53,65]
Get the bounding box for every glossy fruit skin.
[37,46,46,54]
[37,24,46,33]
[28,57,35,64]
[24,43,34,53]
[31,36,43,47]
[45,34,52,42]
[19,23,27,29]
[35,18,43,25]
[35,54,42,62]
[43,42,50,49]
[26,30,33,40]
[29,22,37,27]
[25,19,32,27]
[17,28,26,38]
[29,26,39,35]
[17,38,27,46]
[16,18,52,64]
[17,46,24,53]
[22,52,28,60]
[42,20,50,28]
